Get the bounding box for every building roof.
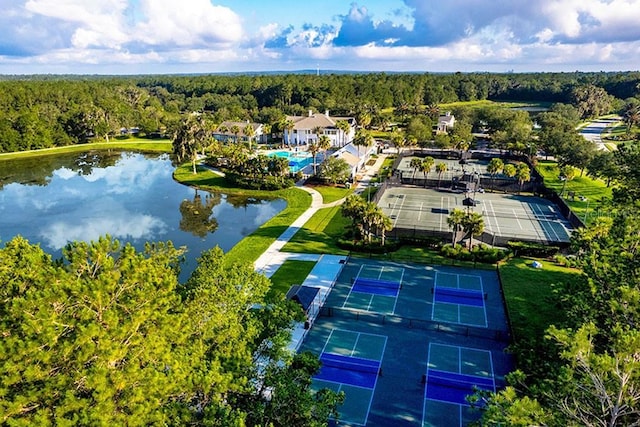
[286,111,356,130]
[215,120,262,136]
[336,151,360,168]
[286,285,321,312]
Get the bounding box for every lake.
[0,151,286,282]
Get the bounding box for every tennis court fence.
[319,306,511,343]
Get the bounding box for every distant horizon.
[1,68,639,79]
[2,1,640,75]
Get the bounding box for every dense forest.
[1,71,639,153]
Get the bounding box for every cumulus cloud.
[0,0,639,73]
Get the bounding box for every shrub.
[507,241,560,258]
[440,243,509,263]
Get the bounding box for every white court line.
[529,203,560,242]
[363,335,388,426]
[351,332,361,356]
[417,201,424,221]
[431,271,439,320]
[512,208,524,229]
[480,276,488,327]
[481,200,493,233]
[320,329,336,355]
[487,201,502,236]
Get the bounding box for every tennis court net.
[434,287,484,300]
[320,306,511,343]
[320,353,380,374]
[427,369,494,391]
[352,277,400,290]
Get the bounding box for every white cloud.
[134,0,243,47]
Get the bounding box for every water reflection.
[0,151,286,281]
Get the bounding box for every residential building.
[213,120,265,144]
[284,110,356,147]
[435,112,456,133]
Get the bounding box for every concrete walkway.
[253,153,389,276]
[252,153,390,351]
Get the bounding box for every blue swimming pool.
[270,150,313,173]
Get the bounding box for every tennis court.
[423,343,495,426]
[298,258,513,426]
[432,272,487,327]
[312,329,387,425]
[378,186,573,244]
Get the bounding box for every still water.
[0,151,286,282]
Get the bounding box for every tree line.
[1,72,639,153]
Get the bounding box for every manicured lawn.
[312,185,352,204]
[281,205,350,255]
[498,257,582,342]
[0,139,171,159]
[267,260,317,297]
[173,164,312,265]
[536,160,612,224]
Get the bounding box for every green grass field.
[536,160,612,224]
[499,257,582,342]
[311,185,352,204]
[0,139,172,159]
[267,260,317,297]
[281,205,350,255]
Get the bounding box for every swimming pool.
[270,150,313,173]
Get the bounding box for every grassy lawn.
[281,205,350,255]
[267,260,317,297]
[499,257,582,342]
[0,139,171,159]
[173,164,312,265]
[311,185,353,204]
[536,160,612,223]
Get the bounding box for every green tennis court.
[431,272,488,327]
[423,343,495,427]
[298,258,514,426]
[312,329,387,425]
[342,264,405,314]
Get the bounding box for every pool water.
[270,150,313,173]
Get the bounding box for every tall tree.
[421,156,435,187]
[435,162,448,188]
[243,123,256,150]
[173,114,208,174]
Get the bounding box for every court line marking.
[512,208,523,229]
[430,271,438,320]
[480,275,488,327]
[342,265,365,308]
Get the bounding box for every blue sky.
[1,0,639,75]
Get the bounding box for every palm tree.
[308,140,321,175]
[409,157,422,183]
[390,131,405,155]
[421,156,435,187]
[623,104,640,135]
[435,162,448,188]
[487,158,504,192]
[462,211,485,250]
[318,134,332,166]
[282,119,295,148]
[426,104,440,119]
[243,124,255,150]
[336,120,351,147]
[446,208,466,245]
[354,128,373,157]
[516,163,531,193]
[230,124,241,144]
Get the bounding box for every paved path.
[579,117,621,151]
[253,153,389,276]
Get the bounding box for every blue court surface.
[298,259,514,426]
